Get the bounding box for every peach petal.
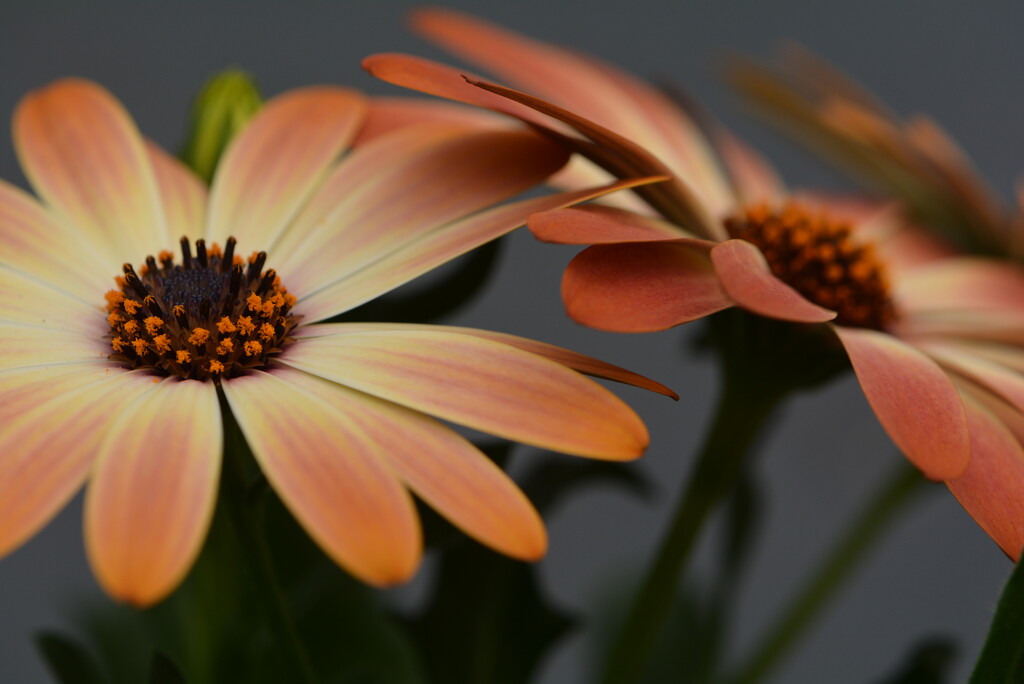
[921,342,1024,415]
[895,310,1024,345]
[0,266,106,336]
[146,141,207,242]
[222,371,421,585]
[563,242,732,332]
[0,362,116,425]
[85,379,221,606]
[0,323,108,371]
[529,205,697,244]
[295,177,660,322]
[896,259,1024,314]
[354,96,508,146]
[276,127,569,296]
[205,86,368,248]
[714,129,786,205]
[710,239,836,323]
[13,78,167,263]
[0,368,152,558]
[277,329,648,460]
[274,367,546,560]
[0,179,113,297]
[835,326,970,480]
[947,395,1024,560]
[292,322,677,400]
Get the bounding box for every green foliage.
[969,558,1024,684]
[179,69,262,183]
[34,631,108,684]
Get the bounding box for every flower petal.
[835,326,969,480]
[0,367,152,558]
[947,394,1024,560]
[222,370,421,585]
[273,367,546,560]
[897,259,1024,314]
[146,141,207,242]
[0,323,107,371]
[529,205,697,244]
[274,126,569,297]
[205,86,368,249]
[277,328,648,460]
[354,95,507,146]
[295,177,660,322]
[922,342,1024,416]
[0,179,112,297]
[562,241,732,332]
[292,322,678,400]
[710,239,836,323]
[0,266,106,336]
[13,78,167,263]
[85,379,221,606]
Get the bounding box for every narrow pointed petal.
[0,368,153,558]
[222,371,421,585]
[275,126,569,297]
[146,141,206,242]
[529,205,697,244]
[0,179,112,297]
[85,379,221,606]
[0,266,106,336]
[563,241,732,332]
[13,78,167,262]
[947,395,1024,560]
[292,322,678,399]
[205,87,368,248]
[275,368,546,560]
[835,326,970,480]
[711,239,836,323]
[354,96,506,146]
[277,329,648,460]
[295,177,660,322]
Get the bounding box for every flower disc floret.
[105,236,299,380]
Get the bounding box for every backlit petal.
[13,78,167,263]
[0,323,107,371]
[354,96,507,146]
[85,379,221,606]
[205,86,368,248]
[0,266,106,336]
[835,326,969,480]
[277,329,648,460]
[896,259,1024,314]
[563,242,732,332]
[711,239,836,323]
[529,205,696,244]
[274,368,546,560]
[146,141,206,242]
[222,370,421,585]
[922,342,1024,415]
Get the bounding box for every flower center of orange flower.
[724,204,896,330]
[105,236,299,381]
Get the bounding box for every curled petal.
[563,242,732,332]
[711,239,836,323]
[836,326,970,480]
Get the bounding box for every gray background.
[1,2,1022,682]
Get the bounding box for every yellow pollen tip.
[216,339,235,355]
[237,316,256,335]
[132,338,148,355]
[105,290,125,307]
[107,312,122,326]
[259,323,275,341]
[217,317,237,333]
[153,334,171,353]
[208,243,222,258]
[244,341,263,357]
[173,304,186,318]
[111,337,126,352]
[159,250,174,262]
[247,293,263,312]
[176,350,192,364]
[209,360,225,374]
[188,327,210,345]
[144,316,164,335]
[123,320,139,335]
[123,299,141,314]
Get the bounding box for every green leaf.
[147,651,186,684]
[179,69,262,182]
[879,637,956,684]
[34,631,109,684]
[969,558,1024,683]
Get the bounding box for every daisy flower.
[0,78,670,605]
[365,8,1024,559]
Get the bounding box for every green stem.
[600,348,784,684]
[219,391,320,684]
[724,460,929,684]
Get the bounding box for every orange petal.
[85,379,221,606]
[835,326,969,480]
[146,141,206,242]
[0,179,112,297]
[13,78,167,263]
[947,394,1024,560]
[277,328,648,460]
[897,259,1024,314]
[711,239,836,323]
[275,126,569,297]
[292,322,677,400]
[529,205,697,244]
[0,367,152,558]
[273,367,546,560]
[354,95,508,146]
[922,342,1024,416]
[714,128,786,205]
[205,86,368,249]
[222,370,421,585]
[294,176,660,322]
[563,241,732,332]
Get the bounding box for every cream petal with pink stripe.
[13,79,167,265]
[0,323,107,371]
[205,86,368,249]
[85,379,221,606]
[222,370,421,586]
[146,141,207,242]
[272,367,547,560]
[277,328,648,460]
[0,267,106,336]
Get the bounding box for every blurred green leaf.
[34,630,109,684]
[879,637,956,684]
[148,651,186,684]
[180,69,262,182]
[969,558,1024,683]
[521,454,650,514]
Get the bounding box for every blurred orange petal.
[146,141,206,242]
[529,205,698,244]
[354,95,508,146]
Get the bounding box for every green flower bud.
[180,69,262,182]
